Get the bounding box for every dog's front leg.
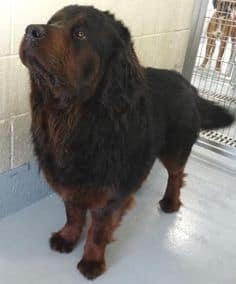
[78,195,134,280]
[50,201,87,253]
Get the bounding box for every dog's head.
[20,5,143,109]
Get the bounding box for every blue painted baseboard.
[0,161,52,219]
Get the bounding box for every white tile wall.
[134,36,159,67]
[11,113,33,168]
[0,0,194,173]
[157,0,194,33]
[0,2,11,56]
[0,56,30,120]
[155,30,191,71]
[0,120,11,173]
[0,57,11,120]
[8,56,31,116]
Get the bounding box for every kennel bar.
[183,0,236,159]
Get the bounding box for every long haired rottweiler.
[20,5,234,280]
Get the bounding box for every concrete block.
[0,120,11,173]
[12,113,33,168]
[0,56,30,119]
[0,2,11,56]
[156,30,190,71]
[103,0,159,37]
[134,35,158,67]
[8,56,30,116]
[157,0,194,33]
[0,58,10,120]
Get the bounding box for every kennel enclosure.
[183,0,236,158]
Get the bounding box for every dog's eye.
[73,29,87,40]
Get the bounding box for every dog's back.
[145,67,234,160]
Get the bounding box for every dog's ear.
[101,13,144,114]
[103,11,131,44]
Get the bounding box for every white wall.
[0,0,194,173]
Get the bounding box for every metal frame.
[182,0,209,81]
[182,0,236,159]
[198,134,236,159]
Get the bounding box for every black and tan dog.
[20,5,234,280]
[201,0,236,72]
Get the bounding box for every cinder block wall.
[0,0,194,174]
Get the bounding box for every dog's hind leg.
[159,148,192,213]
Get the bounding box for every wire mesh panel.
[191,0,236,157]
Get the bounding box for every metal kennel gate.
[183,0,236,158]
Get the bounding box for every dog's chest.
[31,101,155,192]
[32,108,128,185]
[53,185,116,210]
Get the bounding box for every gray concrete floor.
[0,154,235,284]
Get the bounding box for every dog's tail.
[197,96,235,130]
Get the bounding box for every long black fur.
[21,5,235,195]
[19,5,235,279]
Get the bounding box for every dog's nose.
[25,25,46,40]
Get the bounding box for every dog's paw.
[159,198,182,213]
[49,232,76,253]
[77,258,106,280]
